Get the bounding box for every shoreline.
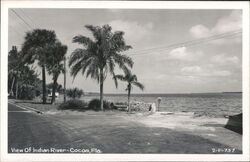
[9,97,242,118]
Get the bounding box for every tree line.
[8,24,144,111]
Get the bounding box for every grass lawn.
[9,99,242,154]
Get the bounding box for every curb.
[8,101,43,114]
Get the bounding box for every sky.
[8,9,242,93]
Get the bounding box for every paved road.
[8,103,72,153]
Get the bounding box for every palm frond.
[70,61,83,79]
[70,56,93,80]
[131,81,144,91]
[114,75,127,82]
[85,25,101,41]
[72,35,94,47]
[110,31,132,52]
[86,59,100,82]
[69,49,88,66]
[131,75,138,82]
[113,54,134,68]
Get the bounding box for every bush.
[66,88,84,99]
[88,99,113,111]
[58,99,87,111]
[19,86,36,100]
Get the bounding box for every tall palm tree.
[46,41,67,104]
[22,29,57,104]
[8,46,20,96]
[69,24,133,110]
[115,70,144,112]
[8,46,41,99]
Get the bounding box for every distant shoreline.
[85,92,242,96]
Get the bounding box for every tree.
[115,70,144,112]
[8,46,21,97]
[22,29,57,104]
[47,82,63,93]
[46,41,67,104]
[66,88,84,99]
[69,24,133,110]
[17,65,41,100]
[8,46,41,99]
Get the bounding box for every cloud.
[189,25,211,39]
[167,46,203,61]
[189,10,242,44]
[211,54,239,65]
[212,70,232,77]
[181,66,202,73]
[180,65,232,77]
[108,20,154,45]
[213,10,242,34]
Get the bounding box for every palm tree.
[115,70,144,112]
[46,41,67,104]
[8,46,41,99]
[8,46,20,96]
[8,46,25,98]
[17,65,40,99]
[69,24,133,110]
[22,29,57,104]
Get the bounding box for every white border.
[1,1,249,162]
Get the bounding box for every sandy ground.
[9,99,242,153]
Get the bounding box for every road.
[8,103,72,153]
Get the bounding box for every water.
[83,93,242,117]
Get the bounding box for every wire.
[129,30,241,54]
[129,30,241,56]
[19,9,38,28]
[131,34,241,57]
[9,11,31,33]
[10,9,33,30]
[128,30,242,57]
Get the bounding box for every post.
[15,82,18,99]
[63,57,66,103]
[157,97,162,111]
[42,65,47,104]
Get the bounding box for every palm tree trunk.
[63,57,66,103]
[127,84,131,112]
[100,68,104,111]
[51,77,58,104]
[15,81,18,99]
[42,65,47,104]
[10,76,15,96]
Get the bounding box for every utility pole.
[63,57,66,103]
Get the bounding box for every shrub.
[19,86,36,100]
[58,99,87,111]
[66,88,84,99]
[88,99,113,111]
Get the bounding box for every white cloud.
[168,47,187,60]
[211,54,239,65]
[180,65,232,77]
[189,25,211,39]
[189,10,242,44]
[212,10,242,34]
[108,20,154,45]
[212,70,232,77]
[167,46,203,61]
[181,66,202,73]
